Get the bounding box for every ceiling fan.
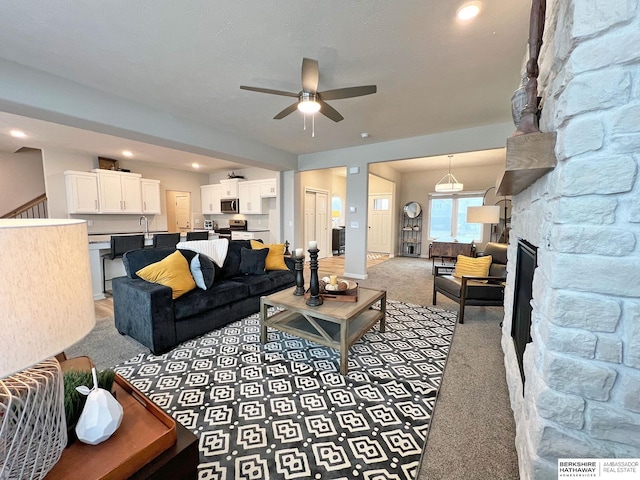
[240,58,376,122]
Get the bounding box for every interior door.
[303,190,330,259]
[303,192,316,258]
[315,192,329,258]
[175,193,191,231]
[368,194,392,253]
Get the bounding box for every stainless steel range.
[216,219,247,240]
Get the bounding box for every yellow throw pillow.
[453,255,493,280]
[136,250,196,299]
[250,240,289,271]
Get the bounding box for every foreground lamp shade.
[0,219,95,377]
[467,205,501,224]
[0,219,96,479]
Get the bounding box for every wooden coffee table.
[260,286,386,374]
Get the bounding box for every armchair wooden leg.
[432,284,437,305]
[459,277,468,324]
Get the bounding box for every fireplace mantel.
[497,131,557,195]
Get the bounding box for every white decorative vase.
[75,368,123,445]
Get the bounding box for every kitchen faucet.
[139,216,149,238]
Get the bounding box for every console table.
[429,241,475,273]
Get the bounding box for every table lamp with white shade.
[0,219,96,479]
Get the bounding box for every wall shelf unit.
[400,203,422,257]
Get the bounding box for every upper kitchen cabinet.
[238,178,277,214]
[92,169,142,214]
[141,179,161,214]
[201,184,222,214]
[238,181,262,214]
[220,178,239,199]
[65,170,100,214]
[259,178,277,197]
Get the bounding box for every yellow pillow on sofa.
[250,240,289,271]
[453,255,493,279]
[136,250,196,299]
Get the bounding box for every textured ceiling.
[0,1,530,171]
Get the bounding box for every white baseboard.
[343,272,368,280]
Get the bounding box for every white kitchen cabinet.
[239,181,263,214]
[141,179,161,214]
[259,178,277,197]
[92,169,142,214]
[64,170,100,213]
[231,231,268,240]
[201,184,222,214]
[220,178,239,199]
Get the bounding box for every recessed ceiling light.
[192,163,200,169]
[10,130,26,138]
[457,2,481,21]
[122,150,133,157]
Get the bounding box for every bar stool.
[102,234,145,295]
[186,231,209,241]
[152,233,181,248]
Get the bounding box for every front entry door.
[368,194,392,253]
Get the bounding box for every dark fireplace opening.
[511,239,537,387]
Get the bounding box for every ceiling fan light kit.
[240,57,377,136]
[435,155,464,192]
[297,93,321,114]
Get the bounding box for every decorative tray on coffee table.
[305,279,359,302]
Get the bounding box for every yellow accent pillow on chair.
[250,240,289,270]
[453,255,493,280]
[136,250,196,299]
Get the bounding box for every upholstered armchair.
[432,242,508,323]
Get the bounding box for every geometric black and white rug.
[114,300,456,480]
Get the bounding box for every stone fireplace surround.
[501,1,640,479]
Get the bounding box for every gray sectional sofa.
[112,240,295,354]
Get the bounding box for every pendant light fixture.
[435,155,464,192]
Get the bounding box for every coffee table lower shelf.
[266,309,382,350]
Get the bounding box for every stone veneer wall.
[501,1,640,479]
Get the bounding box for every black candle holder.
[293,254,305,296]
[306,247,323,306]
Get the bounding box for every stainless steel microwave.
[221,198,239,214]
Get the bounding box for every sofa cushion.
[136,250,196,299]
[239,247,268,275]
[219,240,252,278]
[250,240,289,270]
[232,270,295,297]
[123,247,176,279]
[190,254,215,289]
[173,279,250,320]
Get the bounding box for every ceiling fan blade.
[301,58,319,93]
[319,101,344,122]
[240,85,298,98]
[273,102,299,120]
[319,85,377,101]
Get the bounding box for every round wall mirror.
[403,201,422,218]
